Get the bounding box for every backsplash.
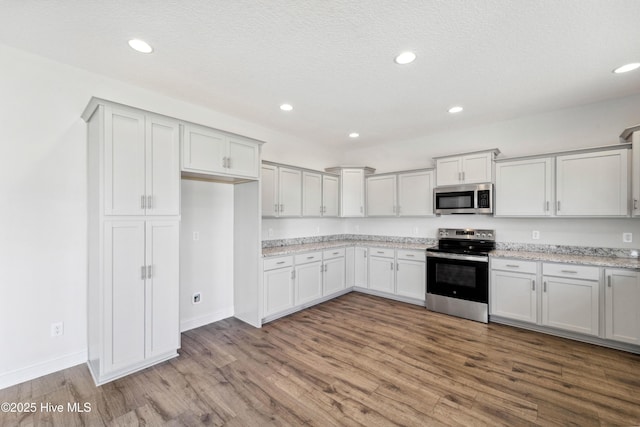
[262,234,639,258]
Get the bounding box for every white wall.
[179,180,234,331]
[0,43,338,389]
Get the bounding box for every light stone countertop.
[490,250,640,270]
[262,240,432,257]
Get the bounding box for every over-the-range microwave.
[434,183,493,215]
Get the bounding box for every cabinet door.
[264,267,294,317]
[261,164,279,217]
[462,152,493,184]
[396,259,426,300]
[182,124,227,175]
[227,136,260,178]
[367,175,397,216]
[322,175,340,217]
[295,261,323,305]
[341,169,365,217]
[354,247,368,287]
[605,269,640,344]
[495,158,553,217]
[104,221,146,372]
[302,172,323,216]
[146,115,180,216]
[490,270,537,323]
[436,157,462,186]
[556,150,628,216]
[145,221,180,358]
[323,256,346,296]
[398,171,433,216]
[368,256,395,293]
[542,276,599,336]
[631,132,640,217]
[104,106,146,215]
[278,167,302,217]
[345,247,355,287]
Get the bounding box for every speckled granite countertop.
[262,240,432,257]
[490,250,640,270]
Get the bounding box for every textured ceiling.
[1,0,640,147]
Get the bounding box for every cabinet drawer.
[323,247,346,259]
[543,263,599,280]
[295,251,323,265]
[397,249,425,262]
[264,256,294,271]
[369,247,395,258]
[492,258,537,274]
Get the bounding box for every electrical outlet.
[193,292,201,304]
[193,231,199,241]
[532,230,540,240]
[623,232,633,243]
[51,322,63,337]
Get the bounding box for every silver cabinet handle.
[147,265,152,279]
[360,206,363,213]
[222,156,227,168]
[462,171,465,181]
[543,281,547,292]
[280,204,284,213]
[276,261,286,264]
[377,251,385,254]
[147,195,153,210]
[557,201,561,211]
[333,251,339,255]
[396,263,399,271]
[390,262,393,270]
[607,275,611,287]
[561,270,578,274]
[506,264,520,268]
[406,254,415,257]
[291,270,296,280]
[635,199,638,210]
[141,266,146,280]
[546,201,549,212]
[364,251,367,258]
[532,280,535,291]
[141,195,146,210]
[307,256,315,259]
[227,157,232,168]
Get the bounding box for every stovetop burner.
[427,228,496,255]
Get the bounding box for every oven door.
[426,252,488,303]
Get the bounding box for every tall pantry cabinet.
[83,98,181,385]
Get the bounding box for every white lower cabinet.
[354,247,368,287]
[605,269,640,345]
[263,257,295,317]
[542,263,599,336]
[295,252,323,305]
[323,249,346,296]
[368,248,396,293]
[396,251,426,300]
[92,220,179,383]
[490,259,538,324]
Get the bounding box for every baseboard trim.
[180,307,234,332]
[0,349,87,390]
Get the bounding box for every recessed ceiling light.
[128,39,153,54]
[349,132,360,138]
[448,106,464,113]
[394,51,416,65]
[613,63,640,74]
[280,104,293,111]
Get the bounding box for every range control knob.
[487,233,493,238]
[480,233,486,238]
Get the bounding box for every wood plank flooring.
[2,292,640,426]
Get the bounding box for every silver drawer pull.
[506,264,520,268]
[406,254,415,257]
[561,270,578,274]
[333,251,339,255]
[307,256,315,259]
[377,251,385,254]
[276,261,286,264]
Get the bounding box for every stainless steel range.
[426,228,495,323]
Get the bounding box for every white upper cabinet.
[556,148,628,217]
[435,150,497,186]
[495,157,554,217]
[103,105,180,216]
[182,123,260,179]
[278,167,302,217]
[261,164,278,217]
[326,167,375,217]
[322,175,340,217]
[397,170,434,216]
[620,126,640,217]
[302,171,323,216]
[366,175,397,216]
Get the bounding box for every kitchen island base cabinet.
[605,269,640,345]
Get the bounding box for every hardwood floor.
[2,292,640,426]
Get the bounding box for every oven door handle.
[426,252,488,263]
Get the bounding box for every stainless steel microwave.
[434,183,493,214]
